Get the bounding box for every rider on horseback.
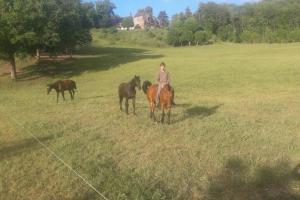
[156,62,175,106]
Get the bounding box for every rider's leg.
[156,84,162,106]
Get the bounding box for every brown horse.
[142,80,174,124]
[47,80,77,103]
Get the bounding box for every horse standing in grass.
[47,80,77,103]
[142,80,174,124]
[119,75,141,115]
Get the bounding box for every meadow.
[1,38,300,199]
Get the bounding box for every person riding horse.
[156,62,175,106]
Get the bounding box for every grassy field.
[1,40,300,199]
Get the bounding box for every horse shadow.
[0,135,54,160]
[172,104,223,124]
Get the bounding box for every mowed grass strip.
[1,42,300,199]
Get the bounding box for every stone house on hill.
[133,15,145,29]
[133,12,158,30]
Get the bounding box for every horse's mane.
[48,82,57,88]
[142,80,152,94]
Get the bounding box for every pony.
[142,80,174,124]
[119,75,141,115]
[47,80,77,103]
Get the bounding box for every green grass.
[1,41,300,199]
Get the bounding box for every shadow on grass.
[0,135,54,160]
[18,46,163,81]
[171,104,223,124]
[77,156,300,200]
[205,157,300,200]
[74,158,175,200]
[185,105,222,118]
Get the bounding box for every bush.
[194,31,210,45]
[217,25,235,42]
[289,29,300,42]
[240,31,262,43]
[167,28,182,46]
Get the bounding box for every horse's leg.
[167,107,171,124]
[62,91,65,101]
[171,88,175,106]
[151,102,156,122]
[132,97,136,115]
[56,91,59,103]
[72,89,75,99]
[69,90,73,100]
[161,107,165,124]
[119,96,123,111]
[125,98,129,115]
[149,102,153,118]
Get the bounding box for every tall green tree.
[56,0,92,57]
[196,2,231,35]
[185,7,193,18]
[0,0,40,80]
[184,16,199,33]
[121,16,134,29]
[94,0,116,28]
[0,0,92,80]
[158,11,169,28]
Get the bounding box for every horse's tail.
[142,80,152,94]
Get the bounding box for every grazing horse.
[119,75,141,115]
[47,80,77,103]
[142,80,174,124]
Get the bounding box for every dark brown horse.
[119,75,141,115]
[142,80,174,124]
[47,80,77,103]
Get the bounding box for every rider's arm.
[167,72,171,85]
[156,72,160,83]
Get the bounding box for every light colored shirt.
[156,70,170,85]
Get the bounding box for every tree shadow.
[205,157,300,200]
[18,46,163,81]
[0,135,54,160]
[172,104,223,124]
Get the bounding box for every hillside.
[92,28,169,47]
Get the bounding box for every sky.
[84,0,260,17]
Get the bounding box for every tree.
[233,16,242,43]
[158,11,169,28]
[180,31,194,46]
[0,0,93,80]
[81,2,98,28]
[184,16,199,33]
[196,2,231,34]
[122,17,134,29]
[185,7,193,18]
[55,0,92,57]
[194,31,210,45]
[0,0,40,80]
[94,0,116,28]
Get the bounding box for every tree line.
[168,0,300,46]
[0,0,117,80]
[2,0,300,79]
